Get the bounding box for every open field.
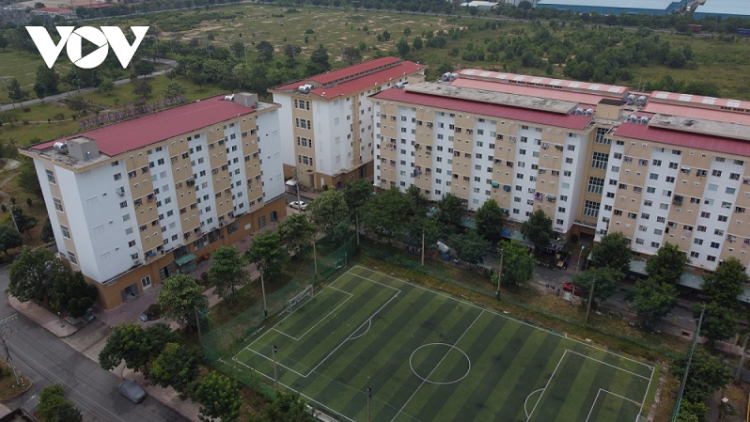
[231,265,658,422]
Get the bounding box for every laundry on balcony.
[534,192,544,201]
[491,182,500,188]
[503,185,512,192]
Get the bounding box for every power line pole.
[0,315,21,386]
[585,277,596,323]
[671,304,706,422]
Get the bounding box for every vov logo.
[26,26,149,70]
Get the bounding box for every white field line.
[390,310,486,422]
[272,286,354,341]
[525,350,568,422]
[566,350,651,380]
[584,388,643,422]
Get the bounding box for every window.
[53,198,63,212]
[652,159,662,166]
[141,276,152,289]
[594,128,610,144]
[67,251,78,264]
[641,213,650,220]
[46,169,56,184]
[565,158,574,164]
[651,242,660,248]
[61,225,70,239]
[691,251,700,258]
[726,187,737,194]
[588,177,604,194]
[710,242,720,249]
[259,216,266,228]
[718,215,728,222]
[649,173,659,181]
[712,170,722,177]
[583,201,600,218]
[591,152,608,169]
[120,201,127,209]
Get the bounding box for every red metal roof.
[451,77,610,106]
[458,69,629,96]
[643,102,750,126]
[650,91,750,111]
[31,96,256,157]
[307,61,423,99]
[36,7,73,12]
[374,88,592,130]
[275,57,403,91]
[614,123,750,157]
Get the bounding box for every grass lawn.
[232,265,657,422]
[0,360,31,401]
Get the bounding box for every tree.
[97,78,114,95]
[192,372,241,422]
[669,347,732,402]
[7,78,27,108]
[9,247,67,303]
[99,323,175,375]
[309,44,330,72]
[589,232,631,274]
[496,240,535,288]
[633,278,677,326]
[407,215,441,249]
[520,209,553,253]
[165,81,187,98]
[361,187,411,244]
[248,392,309,422]
[676,401,708,422]
[17,159,42,196]
[256,41,274,63]
[148,343,203,393]
[278,213,317,256]
[41,217,54,243]
[39,384,82,422]
[450,230,490,264]
[646,243,688,285]
[11,206,37,238]
[571,267,623,309]
[702,257,747,308]
[157,274,209,330]
[413,36,423,50]
[695,301,737,345]
[208,246,249,298]
[52,271,97,317]
[474,199,505,244]
[132,78,152,97]
[245,230,289,281]
[283,44,302,60]
[436,193,463,234]
[397,38,411,57]
[0,226,22,256]
[341,46,362,65]
[309,190,349,235]
[343,178,372,213]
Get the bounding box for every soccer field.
[231,266,656,422]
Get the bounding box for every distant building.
[20,94,286,309]
[460,1,499,11]
[537,0,687,15]
[694,0,750,19]
[31,7,76,19]
[271,57,424,191]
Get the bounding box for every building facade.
[271,57,424,190]
[372,70,750,276]
[21,94,286,309]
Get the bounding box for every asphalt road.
[0,266,186,422]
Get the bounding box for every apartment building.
[271,57,424,190]
[372,70,750,275]
[20,94,286,309]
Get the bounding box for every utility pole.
[8,205,19,233]
[312,235,318,277]
[356,208,360,246]
[260,272,267,318]
[194,307,203,346]
[0,315,21,386]
[272,345,278,389]
[421,226,425,268]
[585,277,596,323]
[497,248,504,299]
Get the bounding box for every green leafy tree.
[413,36,423,50]
[165,81,187,98]
[571,267,623,309]
[397,38,411,57]
[278,213,317,256]
[407,216,441,248]
[99,323,175,375]
[669,347,732,402]
[157,274,209,331]
[633,278,678,326]
[0,225,22,256]
[208,246,249,298]
[39,384,82,422]
[702,257,746,308]
[436,193,464,234]
[520,209,553,253]
[341,46,362,65]
[695,301,738,344]
[132,78,152,97]
[193,372,242,422]
[41,217,54,243]
[245,230,289,281]
[249,392,309,422]
[450,230,490,264]
[53,271,97,317]
[343,178,372,212]
[589,232,631,274]
[309,44,330,72]
[7,78,27,108]
[646,242,688,285]
[361,187,411,243]
[97,78,114,95]
[474,199,505,244]
[256,41,274,63]
[676,401,708,422]
[35,65,59,96]
[309,190,349,235]
[496,240,535,288]
[9,247,67,303]
[11,206,37,238]
[17,159,42,196]
[148,343,203,393]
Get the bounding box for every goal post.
[286,285,314,313]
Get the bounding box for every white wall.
[272,94,295,167]
[258,111,285,201]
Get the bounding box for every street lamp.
[366,387,372,422]
[272,345,278,389]
[585,277,596,323]
[497,248,504,299]
[57,312,64,328]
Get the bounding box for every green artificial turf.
[233,265,655,422]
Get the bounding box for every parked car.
[119,381,146,404]
[563,282,583,296]
[289,201,307,211]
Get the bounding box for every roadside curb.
[8,295,78,338]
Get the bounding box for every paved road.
[0,58,178,112]
[0,266,186,421]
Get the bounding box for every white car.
[289,201,307,211]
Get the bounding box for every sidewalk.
[7,295,78,338]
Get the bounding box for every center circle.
[409,343,471,385]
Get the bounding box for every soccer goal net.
[286,285,314,313]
